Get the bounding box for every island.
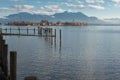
[5,20,88,26]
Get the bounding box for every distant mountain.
[0,11,103,24]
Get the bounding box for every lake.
[2,25,120,80]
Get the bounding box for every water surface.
[2,26,120,80]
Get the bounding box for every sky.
[0,0,120,19]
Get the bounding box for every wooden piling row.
[2,27,57,37]
[38,27,56,37]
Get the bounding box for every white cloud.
[86,0,95,3]
[0,5,34,13]
[112,0,120,3]
[65,3,85,9]
[0,7,10,11]
[13,5,34,10]
[88,5,105,10]
[34,5,65,15]
[86,0,104,3]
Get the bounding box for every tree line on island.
[5,20,88,26]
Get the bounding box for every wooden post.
[51,28,53,45]
[38,27,39,35]
[60,29,61,42]
[41,27,43,36]
[0,37,3,66]
[54,29,56,48]
[1,40,5,68]
[54,29,56,37]
[59,29,61,50]
[10,51,17,80]
[3,44,8,77]
[34,28,35,35]
[51,28,52,36]
[0,28,2,35]
[27,27,28,35]
[18,27,20,35]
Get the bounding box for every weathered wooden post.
[39,27,42,36]
[24,76,37,80]
[38,27,39,35]
[0,35,3,66]
[51,28,52,37]
[54,29,56,37]
[3,44,8,77]
[1,40,5,68]
[54,29,56,48]
[51,28,53,45]
[60,29,61,42]
[0,28,2,35]
[59,29,61,50]
[10,51,17,80]
[18,27,20,35]
[34,28,35,35]
[27,27,28,35]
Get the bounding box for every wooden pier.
[0,27,62,80]
[1,27,56,37]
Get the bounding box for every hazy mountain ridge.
[0,11,103,24]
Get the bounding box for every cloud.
[86,0,104,3]
[13,5,34,10]
[34,5,65,15]
[0,5,34,13]
[88,5,105,10]
[112,0,120,3]
[0,7,10,11]
[65,3,85,9]
[86,0,94,3]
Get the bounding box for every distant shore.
[3,20,88,26]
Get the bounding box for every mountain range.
[0,11,104,24]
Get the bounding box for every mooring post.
[34,28,35,35]
[10,51,17,80]
[27,27,28,35]
[0,36,3,66]
[18,27,20,35]
[41,27,43,36]
[54,29,56,37]
[3,44,8,77]
[38,27,39,35]
[51,28,53,45]
[0,28,2,35]
[60,29,61,42]
[59,29,61,49]
[54,29,56,48]
[1,40,5,67]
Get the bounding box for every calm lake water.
[1,26,120,80]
